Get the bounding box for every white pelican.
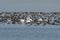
[25,18,33,23]
[20,19,25,23]
[7,19,11,24]
[25,16,33,23]
[38,18,43,22]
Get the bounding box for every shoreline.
[0,12,60,25]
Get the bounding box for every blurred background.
[0,0,60,12]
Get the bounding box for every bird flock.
[0,12,60,25]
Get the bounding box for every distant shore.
[0,12,60,25]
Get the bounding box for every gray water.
[0,24,60,40]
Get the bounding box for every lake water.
[0,24,60,40]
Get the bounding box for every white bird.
[25,16,33,23]
[20,19,25,23]
[7,19,11,24]
[38,18,43,22]
[25,19,33,23]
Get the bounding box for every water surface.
[0,24,60,40]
